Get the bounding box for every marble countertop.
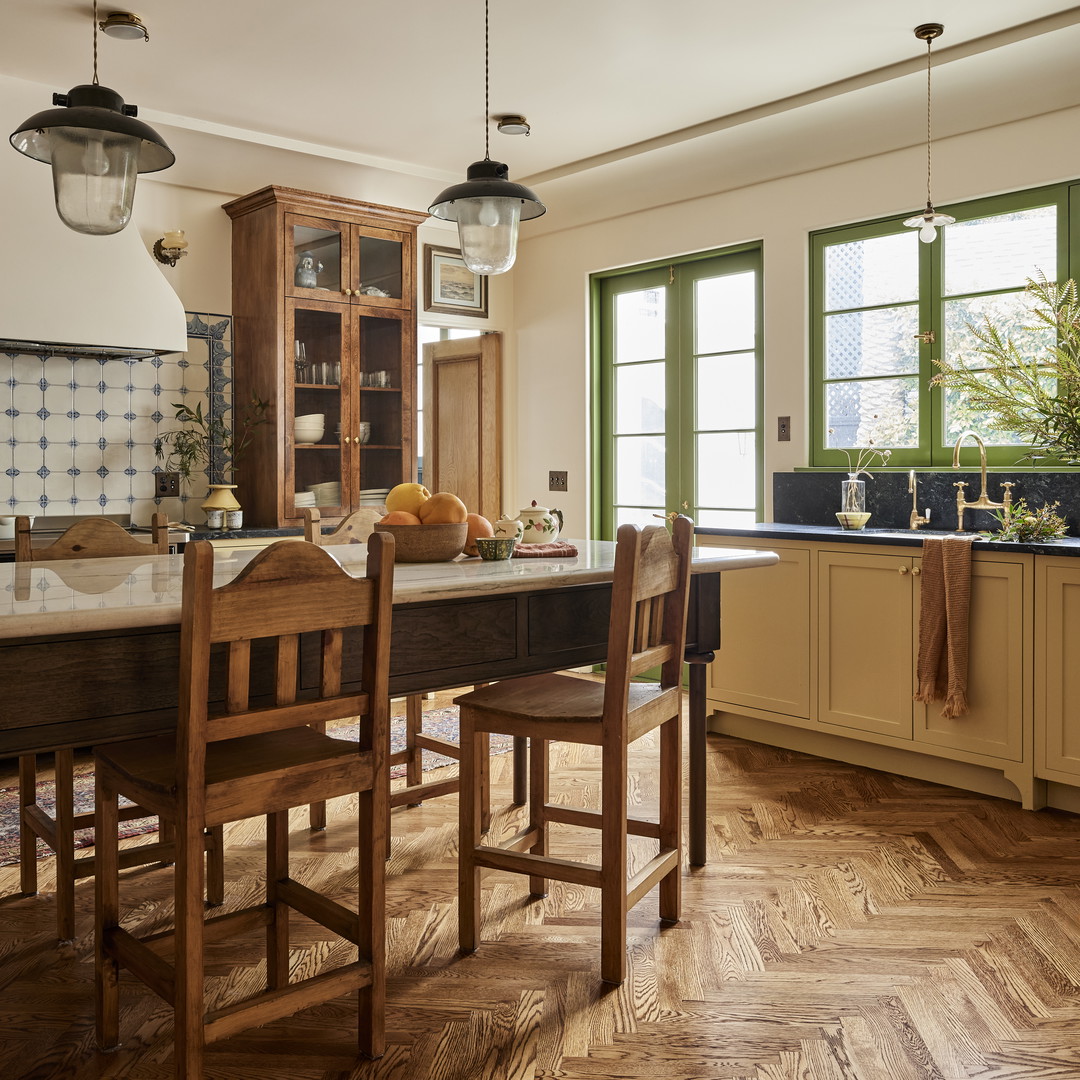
[696,522,1080,556]
[0,539,778,640]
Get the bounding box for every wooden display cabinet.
[224,186,427,527]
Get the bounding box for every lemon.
[384,483,431,517]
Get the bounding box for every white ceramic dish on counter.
[0,515,34,539]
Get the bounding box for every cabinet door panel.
[287,213,347,300]
[916,558,1027,761]
[818,550,914,739]
[1037,560,1080,782]
[708,544,810,718]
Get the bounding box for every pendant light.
[903,22,954,244]
[9,0,174,236]
[428,0,545,275]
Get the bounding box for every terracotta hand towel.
[512,541,578,558]
[914,535,977,718]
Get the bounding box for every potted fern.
[155,393,268,527]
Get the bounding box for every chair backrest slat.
[304,507,382,547]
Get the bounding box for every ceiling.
[3,1,1080,233]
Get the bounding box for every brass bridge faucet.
[952,430,1014,531]
[908,471,931,530]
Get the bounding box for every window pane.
[696,508,757,528]
[943,207,1057,296]
[697,352,755,430]
[695,271,755,354]
[697,432,756,509]
[615,506,663,529]
[824,233,918,311]
[825,377,919,448]
[615,435,665,506]
[943,379,1031,446]
[615,362,665,434]
[825,307,919,379]
[943,291,1056,370]
[615,289,665,364]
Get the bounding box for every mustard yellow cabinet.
[704,538,811,721]
[817,548,919,740]
[1036,556,1080,784]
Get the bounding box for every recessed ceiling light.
[496,115,531,136]
[98,11,149,41]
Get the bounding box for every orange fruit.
[418,491,468,524]
[463,513,494,556]
[380,510,421,525]
[385,482,431,517]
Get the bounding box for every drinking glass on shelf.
[330,361,341,385]
[294,341,307,382]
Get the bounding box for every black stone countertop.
[696,522,1080,557]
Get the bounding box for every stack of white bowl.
[294,492,317,507]
[307,481,341,505]
[293,413,325,443]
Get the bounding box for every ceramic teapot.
[515,501,563,544]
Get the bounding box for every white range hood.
[0,154,187,358]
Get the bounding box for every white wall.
[511,105,1080,537]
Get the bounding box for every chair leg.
[18,753,39,896]
[512,735,528,806]
[528,738,550,897]
[205,826,225,907]
[457,708,483,954]
[266,810,290,991]
[405,694,424,804]
[308,721,328,830]
[658,713,681,924]
[357,775,385,1057]
[600,738,629,985]
[173,815,208,1079]
[94,770,121,1051]
[53,749,76,941]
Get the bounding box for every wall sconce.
[153,229,188,266]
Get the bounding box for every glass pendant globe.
[49,125,139,234]
[455,197,522,275]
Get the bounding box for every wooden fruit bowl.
[373,521,468,562]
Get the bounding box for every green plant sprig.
[154,393,269,482]
[983,497,1068,543]
[930,273,1080,465]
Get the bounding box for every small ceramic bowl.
[474,536,517,561]
[835,511,871,531]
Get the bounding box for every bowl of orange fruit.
[374,484,488,562]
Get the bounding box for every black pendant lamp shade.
[429,158,545,275]
[11,82,174,236]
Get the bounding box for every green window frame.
[811,181,1078,469]
[591,244,764,540]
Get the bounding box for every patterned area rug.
[0,706,509,867]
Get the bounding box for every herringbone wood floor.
[3,693,1080,1079]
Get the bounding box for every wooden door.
[422,335,501,522]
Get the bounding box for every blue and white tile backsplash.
[1,313,234,525]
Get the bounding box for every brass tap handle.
[1002,481,1015,508]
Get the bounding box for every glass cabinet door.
[357,312,407,499]
[288,302,348,518]
[352,227,404,305]
[287,214,346,300]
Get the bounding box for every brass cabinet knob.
[911,567,921,576]
[343,435,351,444]
[899,565,909,575]
[344,288,352,296]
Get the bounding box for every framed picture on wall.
[424,244,488,318]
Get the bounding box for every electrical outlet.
[777,416,791,442]
[156,471,180,498]
[549,470,568,492]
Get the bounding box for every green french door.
[595,246,763,538]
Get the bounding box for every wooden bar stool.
[304,507,517,826]
[14,513,223,941]
[456,516,693,984]
[94,536,395,1076]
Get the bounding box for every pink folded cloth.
[512,541,578,558]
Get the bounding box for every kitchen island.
[0,538,778,866]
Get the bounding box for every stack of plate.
[294,492,317,507]
[307,482,341,505]
[358,487,389,507]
